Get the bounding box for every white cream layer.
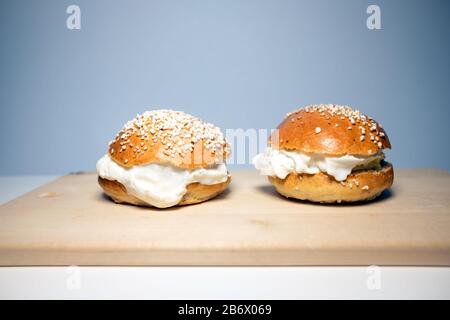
[96,154,228,208]
[253,147,381,181]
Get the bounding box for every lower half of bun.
[268,162,393,203]
[98,176,231,208]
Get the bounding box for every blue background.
[1,0,449,174]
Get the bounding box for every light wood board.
[0,169,449,266]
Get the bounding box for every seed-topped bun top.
[108,109,230,169]
[270,104,391,156]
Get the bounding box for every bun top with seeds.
[270,104,391,156]
[108,110,230,169]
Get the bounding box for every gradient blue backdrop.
[1,0,449,174]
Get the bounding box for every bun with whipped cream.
[253,104,393,203]
[97,109,231,208]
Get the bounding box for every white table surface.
[0,176,449,300]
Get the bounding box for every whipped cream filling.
[253,147,382,181]
[96,154,228,208]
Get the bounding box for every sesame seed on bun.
[97,109,231,208]
[271,104,391,156]
[255,104,394,203]
[108,110,230,169]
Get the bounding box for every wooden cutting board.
[0,169,449,266]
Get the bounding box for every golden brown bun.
[108,110,230,170]
[268,162,394,203]
[98,175,231,207]
[271,104,391,156]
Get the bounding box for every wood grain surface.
[0,170,449,266]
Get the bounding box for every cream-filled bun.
[97,109,231,208]
[253,104,393,203]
